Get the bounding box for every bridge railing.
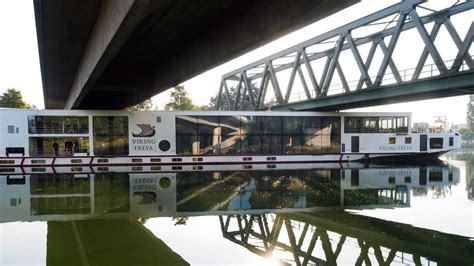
[215,0,474,111]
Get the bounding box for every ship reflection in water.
[0,161,473,265]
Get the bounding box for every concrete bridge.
[34,0,356,109]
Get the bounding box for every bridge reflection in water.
[0,162,472,265]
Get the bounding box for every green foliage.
[127,99,154,111]
[210,82,259,110]
[165,85,195,111]
[463,95,474,141]
[0,88,36,109]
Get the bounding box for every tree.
[464,95,474,142]
[0,88,36,109]
[127,99,154,111]
[165,85,195,111]
[210,82,260,110]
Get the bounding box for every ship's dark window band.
[132,158,142,163]
[176,116,341,156]
[97,158,109,163]
[429,138,443,149]
[151,166,161,171]
[344,116,408,134]
[29,137,89,156]
[151,158,161,162]
[93,116,129,156]
[31,160,46,164]
[28,116,89,134]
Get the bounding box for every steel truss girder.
[216,0,474,110]
[220,214,411,265]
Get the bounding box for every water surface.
[1,152,473,265]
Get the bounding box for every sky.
[0,0,471,125]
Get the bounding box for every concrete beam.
[271,70,474,111]
[36,0,356,109]
[64,0,153,109]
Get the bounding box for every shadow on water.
[0,160,472,265]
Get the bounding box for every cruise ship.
[0,109,460,166]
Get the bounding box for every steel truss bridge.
[219,212,474,265]
[215,0,474,111]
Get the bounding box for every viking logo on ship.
[133,192,157,204]
[133,124,156,137]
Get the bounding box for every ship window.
[389,137,396,144]
[429,169,443,181]
[132,166,143,171]
[261,135,281,154]
[71,159,82,164]
[282,117,301,134]
[29,137,89,156]
[344,117,362,133]
[449,137,453,146]
[6,147,24,156]
[218,116,241,155]
[93,116,128,156]
[156,116,161,123]
[97,158,109,163]
[283,135,303,154]
[405,137,412,144]
[8,125,14,134]
[388,177,396,184]
[151,166,161,171]
[97,167,109,172]
[429,138,443,149]
[396,117,408,133]
[28,116,89,134]
[261,116,282,134]
[151,158,161,162]
[0,160,15,164]
[31,160,46,164]
[132,158,142,163]
[361,117,379,133]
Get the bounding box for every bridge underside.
[272,71,474,111]
[34,0,356,109]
